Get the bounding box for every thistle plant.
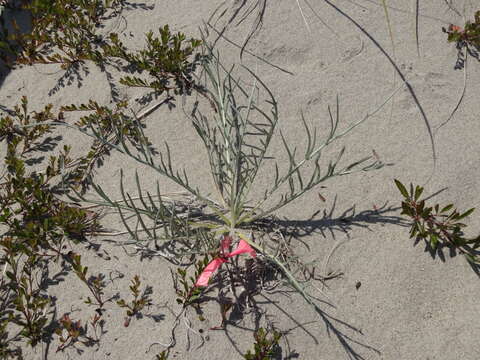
[395,180,480,264]
[54,38,388,318]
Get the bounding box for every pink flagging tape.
[194,236,256,287]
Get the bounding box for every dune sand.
[1,1,480,359]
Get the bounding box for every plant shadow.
[252,196,408,244]
[453,43,480,70]
[417,237,480,276]
[194,197,401,360]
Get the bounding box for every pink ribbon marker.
[195,235,256,287]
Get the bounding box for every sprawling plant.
[0,0,203,101]
[395,180,480,264]
[243,327,282,360]
[102,26,204,97]
[54,40,388,312]
[0,0,127,68]
[0,97,106,357]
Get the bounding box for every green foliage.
[0,1,211,357]
[116,275,152,327]
[65,40,386,327]
[443,10,480,64]
[103,26,203,96]
[0,97,103,251]
[243,327,282,360]
[3,253,49,347]
[395,179,480,264]
[155,350,169,360]
[0,315,23,359]
[69,252,109,311]
[60,99,151,192]
[1,1,203,101]
[1,0,125,68]
[54,313,101,352]
[172,255,210,307]
[0,96,107,353]
[444,11,480,47]
[0,3,388,356]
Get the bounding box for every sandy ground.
[1,0,480,359]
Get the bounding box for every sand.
[1,0,480,359]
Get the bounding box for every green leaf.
[414,185,423,201]
[441,204,454,213]
[394,179,409,198]
[457,208,475,220]
[189,295,200,302]
[401,202,414,217]
[410,223,418,238]
[421,206,432,218]
[464,253,479,264]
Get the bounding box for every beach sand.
[1,1,480,359]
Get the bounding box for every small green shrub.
[116,275,152,327]
[102,26,203,97]
[395,179,480,264]
[0,0,125,68]
[0,96,106,356]
[243,327,282,360]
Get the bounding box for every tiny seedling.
[116,275,153,327]
[243,327,282,360]
[171,254,211,308]
[395,179,480,264]
[69,252,109,313]
[155,350,169,360]
[54,313,100,352]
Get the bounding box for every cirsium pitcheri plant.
[30,41,392,316]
